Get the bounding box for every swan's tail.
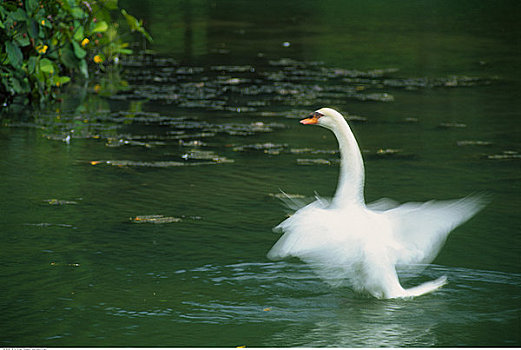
[394,276,448,298]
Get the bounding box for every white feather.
[268,108,487,299]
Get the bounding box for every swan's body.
[268,108,486,299]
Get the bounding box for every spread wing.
[378,194,488,266]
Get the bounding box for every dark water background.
[1,0,520,346]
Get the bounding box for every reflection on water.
[98,261,521,347]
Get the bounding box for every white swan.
[268,107,486,299]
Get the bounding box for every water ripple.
[150,261,521,346]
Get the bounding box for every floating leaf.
[44,199,78,205]
[90,159,233,167]
[376,148,402,156]
[457,140,492,146]
[297,158,333,166]
[50,262,80,267]
[439,122,466,128]
[486,151,521,160]
[269,193,306,200]
[131,215,182,224]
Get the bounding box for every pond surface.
[1,0,520,347]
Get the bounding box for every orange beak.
[300,112,323,125]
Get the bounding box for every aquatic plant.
[0,0,151,105]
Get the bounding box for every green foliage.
[0,0,151,105]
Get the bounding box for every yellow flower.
[93,55,103,64]
[94,84,101,93]
[41,20,45,25]
[56,81,61,87]
[36,44,48,54]
[81,38,89,47]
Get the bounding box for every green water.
[1,0,520,347]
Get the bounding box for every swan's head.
[300,107,346,130]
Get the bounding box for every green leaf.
[60,45,79,69]
[10,8,28,22]
[72,41,86,59]
[73,26,84,41]
[39,58,54,74]
[121,9,139,30]
[12,76,31,94]
[71,7,85,19]
[47,48,59,60]
[33,65,45,82]
[59,76,71,84]
[11,77,24,93]
[79,58,89,79]
[0,5,7,20]
[5,41,23,69]
[100,0,119,10]
[25,0,39,14]
[54,76,71,86]
[14,31,30,47]
[93,20,108,33]
[28,18,39,39]
[121,9,153,42]
[27,56,37,74]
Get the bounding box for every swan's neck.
[330,118,365,207]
